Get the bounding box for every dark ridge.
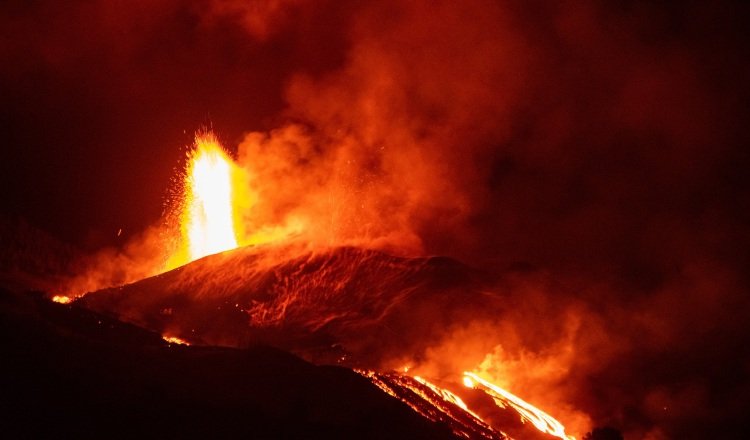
[0,287,461,439]
[0,216,82,292]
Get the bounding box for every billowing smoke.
[231,0,530,256]
[218,4,750,435]
[3,0,749,438]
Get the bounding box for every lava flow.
[357,370,503,440]
[358,369,575,440]
[51,295,72,304]
[463,372,574,440]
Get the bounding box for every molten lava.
[162,335,190,346]
[51,295,72,304]
[168,133,240,269]
[357,367,576,439]
[464,372,574,440]
[185,134,238,259]
[357,370,503,439]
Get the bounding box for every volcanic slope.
[0,287,467,439]
[75,245,569,440]
[80,244,505,367]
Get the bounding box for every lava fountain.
[167,133,240,269]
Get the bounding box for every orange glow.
[51,295,72,304]
[464,371,575,440]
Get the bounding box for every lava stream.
[464,372,574,440]
[357,370,504,440]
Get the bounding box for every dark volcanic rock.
[0,216,81,293]
[80,245,504,367]
[0,287,460,439]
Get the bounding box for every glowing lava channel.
[181,133,238,262]
[464,372,574,440]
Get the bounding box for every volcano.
[74,244,575,440]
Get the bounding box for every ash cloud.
[3,0,749,438]
[224,4,750,434]
[208,1,750,437]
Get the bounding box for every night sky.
[2,1,750,438]
[1,0,352,247]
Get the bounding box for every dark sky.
[2,1,750,437]
[0,0,351,247]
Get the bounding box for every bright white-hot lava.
[185,134,238,260]
[166,133,241,270]
[51,295,72,304]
